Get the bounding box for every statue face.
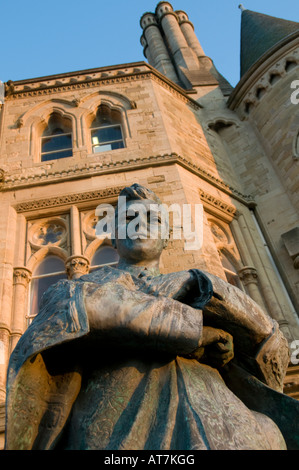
[115,199,168,264]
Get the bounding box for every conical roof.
[240,9,299,76]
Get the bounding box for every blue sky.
[1,0,298,87]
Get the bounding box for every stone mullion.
[237,211,296,343]
[70,205,82,256]
[231,217,267,310]
[10,267,32,353]
[68,205,90,279]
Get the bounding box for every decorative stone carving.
[7,155,253,212]
[13,267,32,286]
[65,255,89,279]
[82,210,99,241]
[210,222,229,243]
[238,266,259,286]
[28,218,68,251]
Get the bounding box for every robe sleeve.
[201,271,290,392]
[82,277,203,356]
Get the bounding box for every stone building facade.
[0,2,298,447]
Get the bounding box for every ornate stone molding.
[199,189,237,218]
[66,255,90,279]
[13,267,32,286]
[15,185,125,213]
[11,153,254,212]
[5,62,201,110]
[228,42,299,117]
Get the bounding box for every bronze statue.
[5,184,299,449]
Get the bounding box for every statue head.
[112,183,169,268]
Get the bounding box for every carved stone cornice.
[66,255,90,279]
[198,188,237,219]
[15,185,125,213]
[13,267,32,286]
[5,62,201,110]
[10,153,254,212]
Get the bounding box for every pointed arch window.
[221,253,243,291]
[28,255,67,322]
[91,105,125,153]
[41,113,73,161]
[90,245,119,272]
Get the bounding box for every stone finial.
[155,1,174,17]
[140,12,158,30]
[175,10,192,27]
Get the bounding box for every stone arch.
[18,99,79,162]
[83,238,115,263]
[219,246,243,272]
[26,246,68,273]
[79,91,134,149]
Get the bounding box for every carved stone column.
[155,2,199,73]
[140,12,179,83]
[66,255,89,279]
[238,266,266,310]
[11,267,32,352]
[176,10,205,58]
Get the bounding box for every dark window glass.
[41,148,73,161]
[91,124,124,153]
[29,256,67,320]
[92,126,122,143]
[41,126,73,162]
[42,133,72,153]
[91,246,119,269]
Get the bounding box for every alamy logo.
[95,197,204,251]
[290,80,299,104]
[290,340,299,365]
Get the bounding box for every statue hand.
[188,326,234,368]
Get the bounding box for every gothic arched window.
[221,253,243,291]
[41,113,73,161]
[29,255,67,322]
[91,105,125,153]
[90,245,119,271]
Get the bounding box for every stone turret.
[140,11,179,84]
[140,1,232,95]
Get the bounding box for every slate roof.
[240,9,299,76]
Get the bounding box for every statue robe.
[5,266,299,450]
